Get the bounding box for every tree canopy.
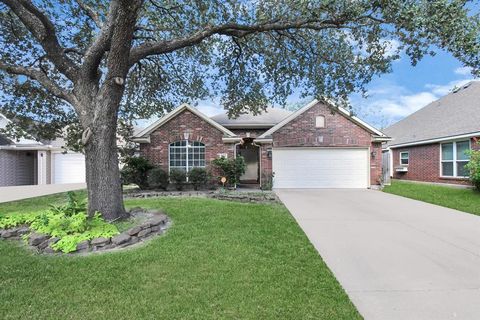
[0,0,479,219]
[1,0,479,142]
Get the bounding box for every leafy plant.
[49,191,87,216]
[188,167,208,190]
[0,193,119,253]
[147,167,169,190]
[169,169,187,191]
[261,172,275,191]
[121,156,154,190]
[211,156,246,187]
[0,212,39,229]
[466,146,480,190]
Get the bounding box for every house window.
[441,140,470,177]
[315,116,325,128]
[169,140,205,174]
[400,152,409,165]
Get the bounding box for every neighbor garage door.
[272,148,369,188]
[53,153,86,184]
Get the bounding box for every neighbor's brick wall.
[392,137,480,185]
[267,102,382,186]
[140,110,235,173]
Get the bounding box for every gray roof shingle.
[210,107,292,127]
[384,81,480,147]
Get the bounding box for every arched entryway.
[236,138,259,185]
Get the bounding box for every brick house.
[383,81,480,185]
[132,100,389,188]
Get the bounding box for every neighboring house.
[0,113,86,186]
[383,81,480,185]
[132,100,389,188]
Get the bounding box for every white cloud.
[352,78,477,129]
[195,100,224,116]
[454,66,472,76]
[425,79,472,96]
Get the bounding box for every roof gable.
[258,99,387,139]
[132,104,237,141]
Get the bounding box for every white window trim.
[399,151,409,166]
[440,140,471,178]
[168,139,206,181]
[315,115,326,128]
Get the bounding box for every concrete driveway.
[0,183,86,203]
[276,189,480,320]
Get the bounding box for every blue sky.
[194,49,477,130]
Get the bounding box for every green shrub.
[466,146,480,190]
[169,169,187,190]
[261,172,275,191]
[147,167,169,190]
[188,167,208,190]
[211,156,246,187]
[121,156,154,189]
[0,192,119,253]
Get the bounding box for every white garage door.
[53,153,86,184]
[272,148,369,188]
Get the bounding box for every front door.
[237,140,259,183]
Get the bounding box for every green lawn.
[384,180,480,216]
[0,194,360,320]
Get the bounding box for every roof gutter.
[0,145,62,151]
[387,131,480,149]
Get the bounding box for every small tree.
[120,156,154,190]
[188,167,208,190]
[212,156,246,188]
[466,146,480,190]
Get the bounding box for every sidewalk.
[0,183,86,203]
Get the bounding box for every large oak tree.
[0,0,479,220]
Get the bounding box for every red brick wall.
[139,110,234,172]
[392,137,479,185]
[268,102,381,186]
[272,102,372,148]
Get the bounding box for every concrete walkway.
[276,189,480,320]
[0,183,86,203]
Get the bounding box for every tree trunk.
[84,108,126,221]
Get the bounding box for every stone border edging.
[0,208,170,255]
[124,190,280,204]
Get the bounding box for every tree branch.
[0,62,76,104]
[129,18,349,65]
[0,0,79,81]
[81,0,120,79]
[75,0,103,28]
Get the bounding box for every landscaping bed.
[0,208,170,254]
[0,192,170,254]
[124,189,280,204]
